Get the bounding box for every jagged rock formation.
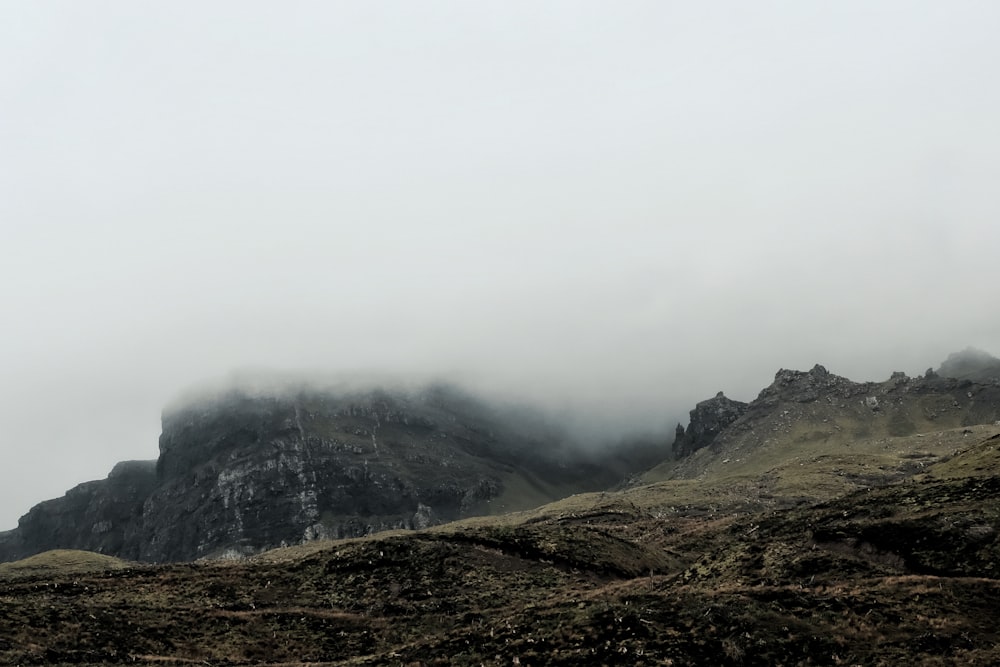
[0,384,661,563]
[663,359,1000,482]
[671,391,748,458]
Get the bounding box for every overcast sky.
[1,1,999,530]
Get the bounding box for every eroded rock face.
[0,385,660,563]
[672,391,748,458]
[0,461,157,563]
[133,390,515,561]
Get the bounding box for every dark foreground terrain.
[2,426,998,665]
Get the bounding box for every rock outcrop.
[672,391,748,458]
[665,359,1000,481]
[0,384,661,564]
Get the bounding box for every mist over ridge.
[2,2,999,532]
[163,365,678,452]
[2,340,999,539]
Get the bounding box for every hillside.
[1,357,999,664]
[645,365,1000,505]
[1,425,998,665]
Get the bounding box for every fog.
[2,2,999,530]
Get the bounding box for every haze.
[2,2,999,530]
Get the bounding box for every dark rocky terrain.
[0,384,662,563]
[671,390,748,458]
[1,351,999,665]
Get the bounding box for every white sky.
[2,1,999,530]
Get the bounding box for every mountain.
[936,346,1000,382]
[646,363,1000,504]
[1,356,999,665]
[0,383,662,563]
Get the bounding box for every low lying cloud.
[2,2,999,530]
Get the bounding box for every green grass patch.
[0,549,132,579]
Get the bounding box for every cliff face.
[671,391,748,458]
[0,385,661,563]
[0,461,157,562]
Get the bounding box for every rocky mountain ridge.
[2,351,1000,664]
[3,405,999,665]
[4,350,998,567]
[651,359,1000,491]
[0,384,661,563]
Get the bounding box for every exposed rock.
[0,384,661,564]
[672,391,748,458]
[664,360,1000,479]
[755,364,861,406]
[0,460,157,563]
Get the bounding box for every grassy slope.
[0,549,131,579]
